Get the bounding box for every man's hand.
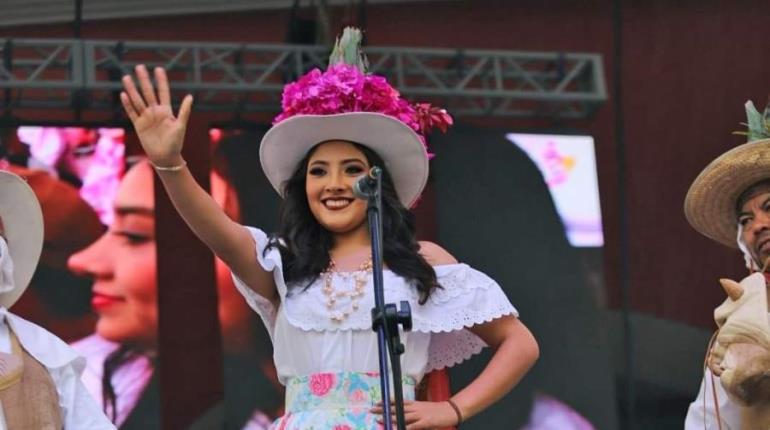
[711,274,770,406]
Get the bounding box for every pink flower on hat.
[273,64,452,154]
[259,27,446,208]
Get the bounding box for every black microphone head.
[353,166,381,200]
[353,174,372,200]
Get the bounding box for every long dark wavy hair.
[266,141,439,303]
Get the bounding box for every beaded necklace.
[322,257,373,322]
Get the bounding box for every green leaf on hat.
[744,100,766,142]
[328,27,369,73]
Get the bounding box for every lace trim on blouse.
[232,227,518,371]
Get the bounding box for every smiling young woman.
[305,141,370,241]
[117,28,539,429]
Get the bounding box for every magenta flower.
[273,64,452,155]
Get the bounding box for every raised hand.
[120,65,193,168]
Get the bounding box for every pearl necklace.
[322,257,373,323]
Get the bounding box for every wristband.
[446,398,464,425]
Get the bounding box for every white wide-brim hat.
[684,138,770,248]
[0,170,44,308]
[259,112,429,208]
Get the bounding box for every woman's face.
[68,161,253,349]
[305,140,370,237]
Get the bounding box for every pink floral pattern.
[309,373,336,397]
[270,371,416,430]
[349,389,366,403]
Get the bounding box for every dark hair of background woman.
[267,142,439,304]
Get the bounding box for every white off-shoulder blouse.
[232,227,518,385]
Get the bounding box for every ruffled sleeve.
[230,226,288,340]
[417,264,518,372]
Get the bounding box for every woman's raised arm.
[121,64,277,302]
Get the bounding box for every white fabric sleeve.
[684,368,741,430]
[230,226,288,340]
[51,362,116,429]
[422,264,519,371]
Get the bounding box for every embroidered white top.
[231,227,518,385]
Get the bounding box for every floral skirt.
[270,372,416,430]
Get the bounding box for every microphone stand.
[365,166,412,430]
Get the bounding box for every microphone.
[353,166,381,199]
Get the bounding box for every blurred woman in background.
[68,136,282,429]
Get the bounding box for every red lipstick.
[91,292,125,311]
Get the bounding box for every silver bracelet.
[150,159,187,172]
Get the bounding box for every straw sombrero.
[0,170,44,308]
[260,112,429,208]
[684,139,770,249]
[685,98,770,248]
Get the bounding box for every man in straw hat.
[0,169,115,429]
[684,101,770,429]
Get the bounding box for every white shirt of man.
[0,308,115,429]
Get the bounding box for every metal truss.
[0,38,606,119]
